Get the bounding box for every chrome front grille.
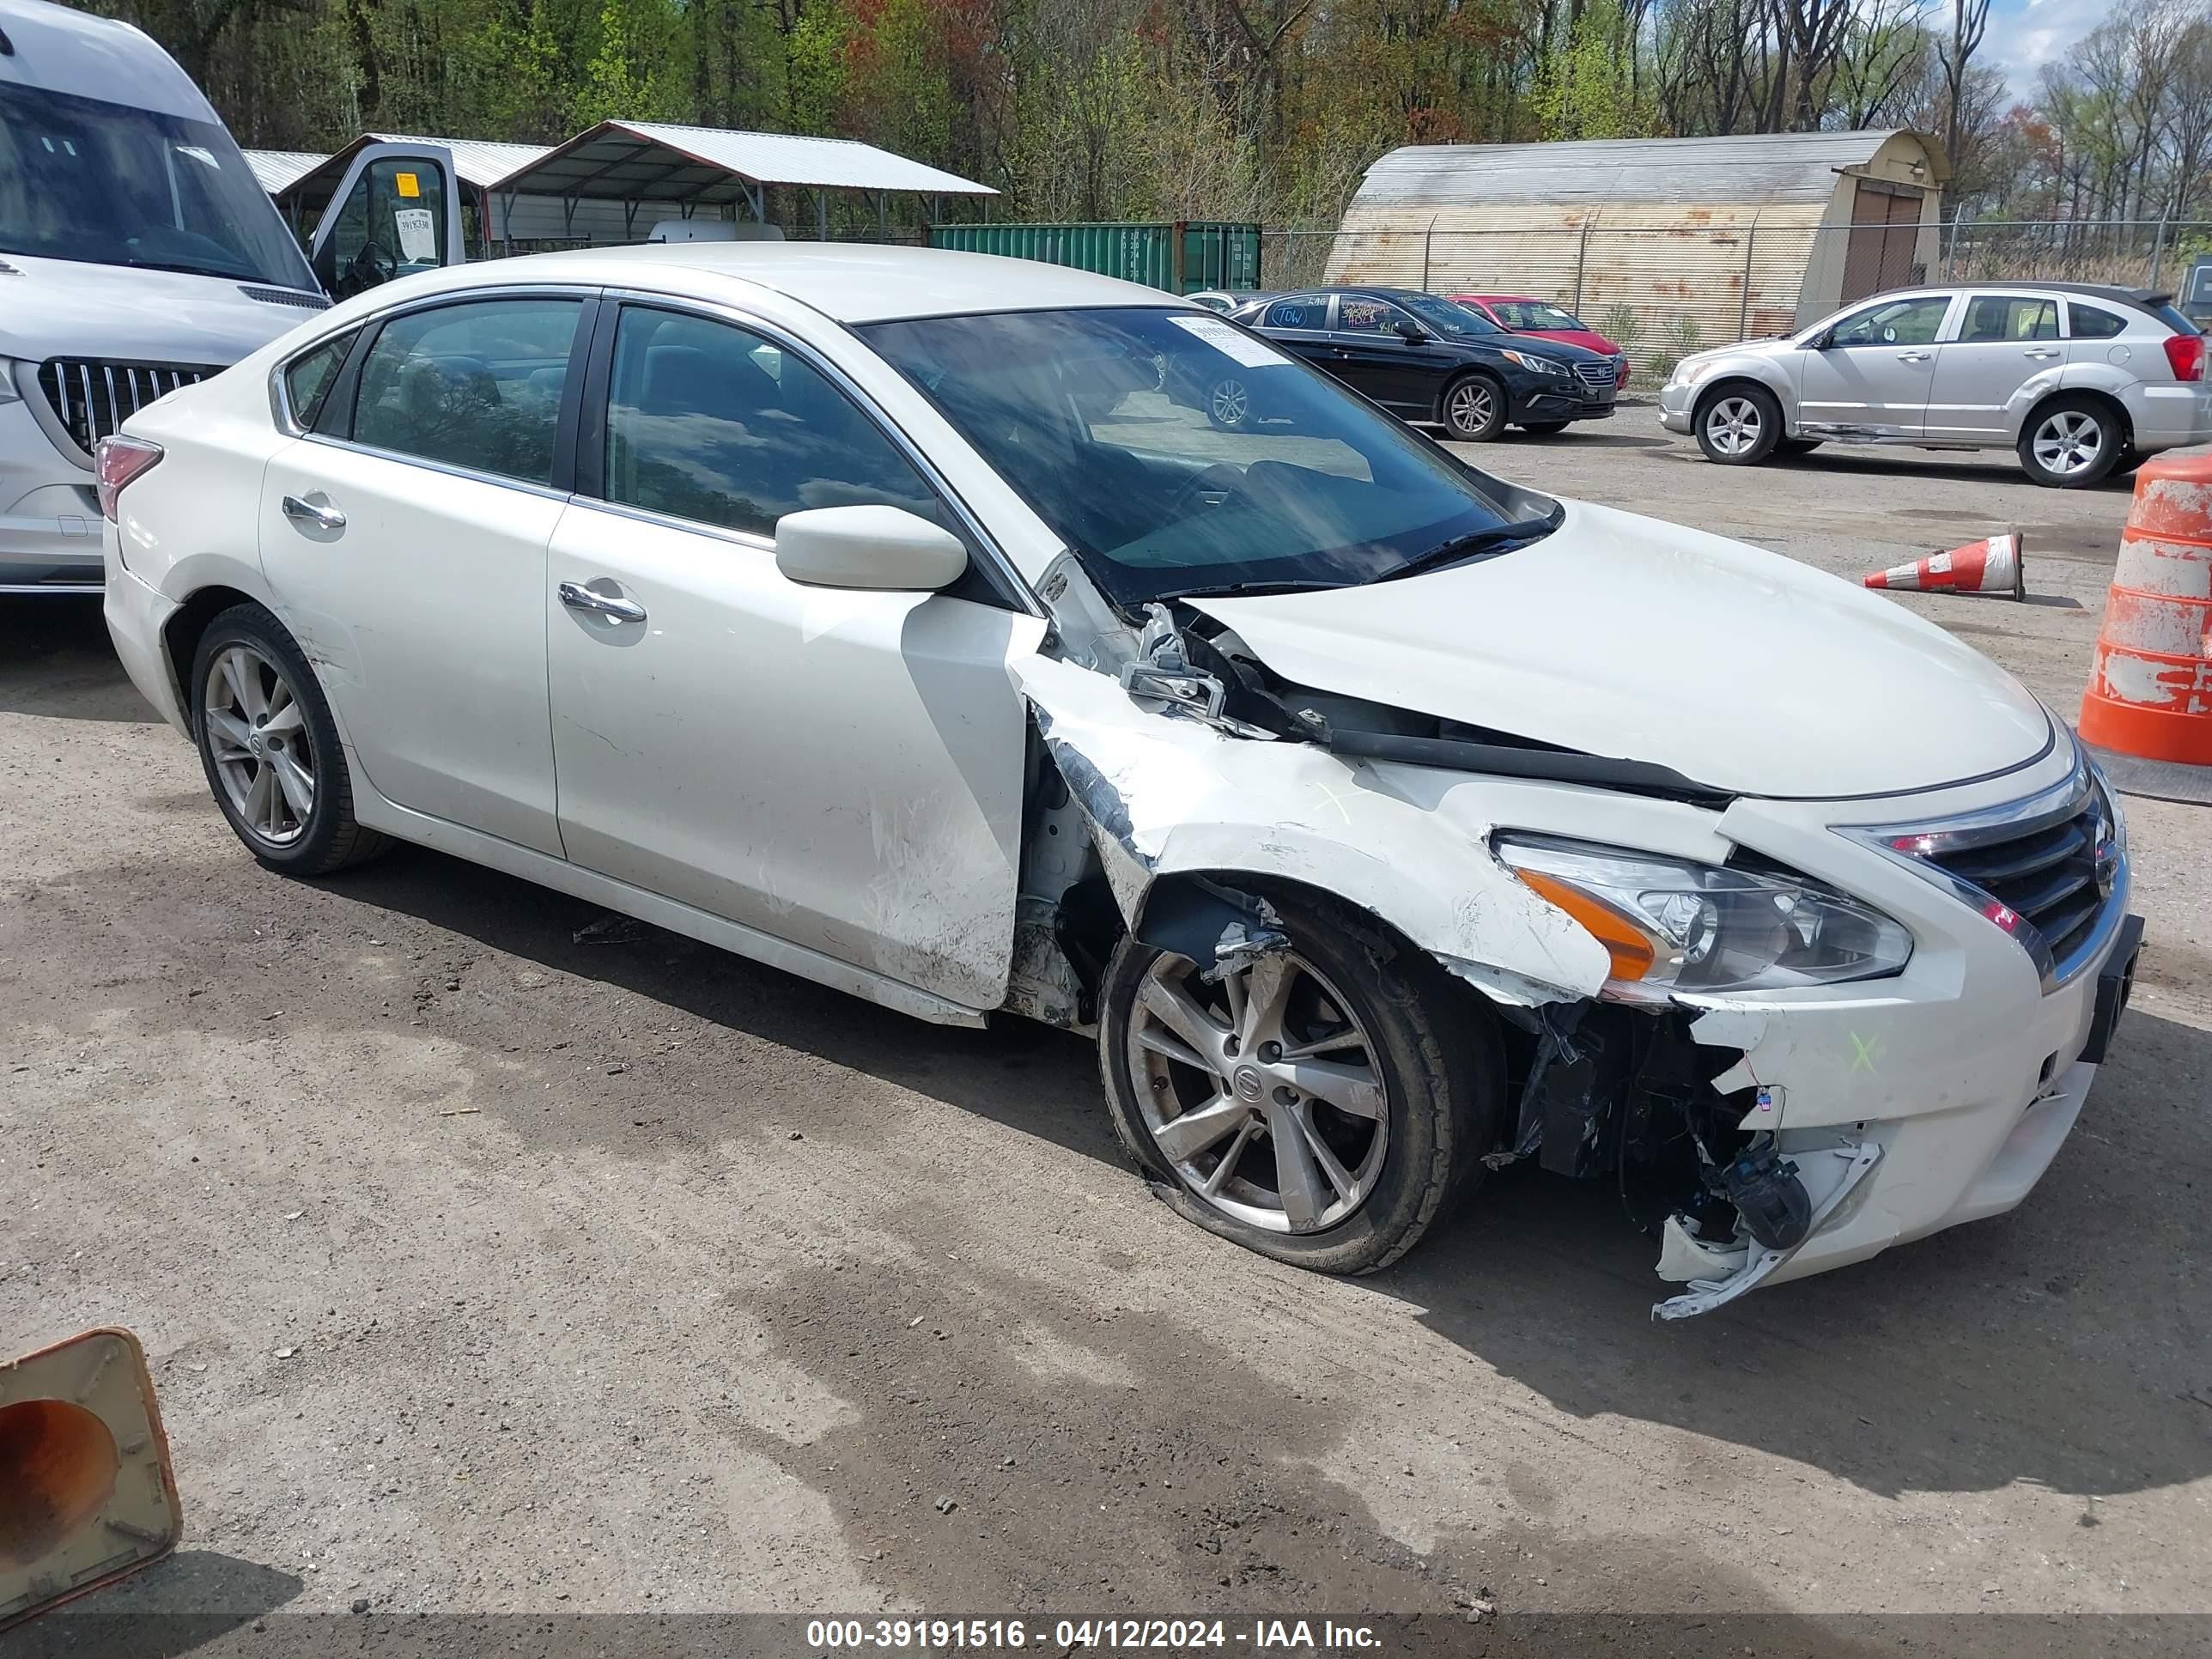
[35,359,219,456]
[1846,750,2125,989]
[1573,360,1614,393]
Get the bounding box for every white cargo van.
[0,0,462,591]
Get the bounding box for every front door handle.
[559,580,647,623]
[281,494,346,532]
[1894,349,1933,363]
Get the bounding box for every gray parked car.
[1658,282,2211,488]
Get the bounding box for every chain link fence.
[1262,218,2212,392]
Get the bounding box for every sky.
[1983,0,2114,101]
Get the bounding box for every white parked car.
[100,246,2142,1315]
[1658,281,2211,487]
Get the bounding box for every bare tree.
[1937,0,1991,167]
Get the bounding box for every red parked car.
[1451,295,1629,387]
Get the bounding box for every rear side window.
[1261,296,1325,330]
[350,298,581,484]
[1960,296,2057,343]
[283,331,355,431]
[2068,303,2128,339]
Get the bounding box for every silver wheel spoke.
[222,647,268,722]
[245,765,278,832]
[1266,1097,1328,1229]
[260,690,305,737]
[1279,1056,1385,1119]
[1291,1102,1361,1202]
[1273,1025,1364,1061]
[270,750,314,818]
[1202,1119,1260,1195]
[1135,1024,1209,1071]
[1154,1092,1254,1163]
[1237,955,1296,1050]
[205,708,253,759]
[1137,976,1231,1073]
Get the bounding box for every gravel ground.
[3,427,2208,1652]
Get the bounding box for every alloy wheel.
[1447,380,1494,434]
[1127,950,1389,1234]
[1705,396,1762,455]
[1209,378,1249,427]
[203,644,315,846]
[2033,410,2105,477]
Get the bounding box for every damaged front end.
[1012,595,1903,1317]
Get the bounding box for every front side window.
[1960,296,2057,343]
[351,298,581,484]
[283,331,356,431]
[0,80,316,289]
[602,307,955,540]
[313,158,453,300]
[1829,295,1949,347]
[2068,302,2128,340]
[862,306,1553,609]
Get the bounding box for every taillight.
[2163,331,2206,382]
[94,435,163,521]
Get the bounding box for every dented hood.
[1187,499,2052,799]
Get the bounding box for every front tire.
[2019,396,2121,488]
[1695,384,1782,465]
[1097,887,1498,1274]
[191,603,386,875]
[1441,373,1508,441]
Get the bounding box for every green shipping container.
[926,221,1261,295]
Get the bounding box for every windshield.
[1399,293,1504,337]
[0,81,316,289]
[1488,301,1586,331]
[861,307,1552,609]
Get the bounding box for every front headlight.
[1496,834,1912,996]
[1499,349,1570,377]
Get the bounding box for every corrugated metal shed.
[1352,131,1946,208]
[489,120,996,205]
[242,149,327,195]
[1330,131,1948,374]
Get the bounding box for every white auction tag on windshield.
[1167,313,1289,369]
[392,207,437,264]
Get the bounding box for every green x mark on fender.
[1849,1031,1885,1074]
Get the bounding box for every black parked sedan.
[1213,287,1618,441]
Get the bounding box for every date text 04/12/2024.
[804,1619,1383,1650]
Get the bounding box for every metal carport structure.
[484,119,997,245]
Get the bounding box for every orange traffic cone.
[1863,531,2025,599]
[2078,453,2212,804]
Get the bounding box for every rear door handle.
[2024,347,2062,359]
[559,580,647,623]
[281,494,346,532]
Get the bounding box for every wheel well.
[2019,386,2132,450]
[160,586,258,717]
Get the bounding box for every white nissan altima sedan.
[99,245,2142,1315]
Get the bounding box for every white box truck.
[1,0,462,592]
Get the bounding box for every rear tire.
[1695,384,1782,465]
[1441,373,1508,441]
[2018,396,2121,488]
[191,603,387,876]
[1097,885,1500,1275]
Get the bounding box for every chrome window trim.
[1837,742,2128,992]
[270,330,358,437]
[267,283,602,440]
[595,287,1043,618]
[296,430,575,503]
[563,490,777,553]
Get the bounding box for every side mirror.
[1394,320,1428,343]
[775,504,969,592]
[2,1328,180,1633]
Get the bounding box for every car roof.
[363,242,1193,325]
[1861,279,2175,313]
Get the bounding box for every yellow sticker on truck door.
[395,171,421,198]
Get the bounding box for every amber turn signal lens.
[1514,869,1657,981]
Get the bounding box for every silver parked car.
[1659,282,2211,488]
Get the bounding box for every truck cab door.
[307,143,467,301]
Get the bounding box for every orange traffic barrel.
[2078,453,2212,803]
